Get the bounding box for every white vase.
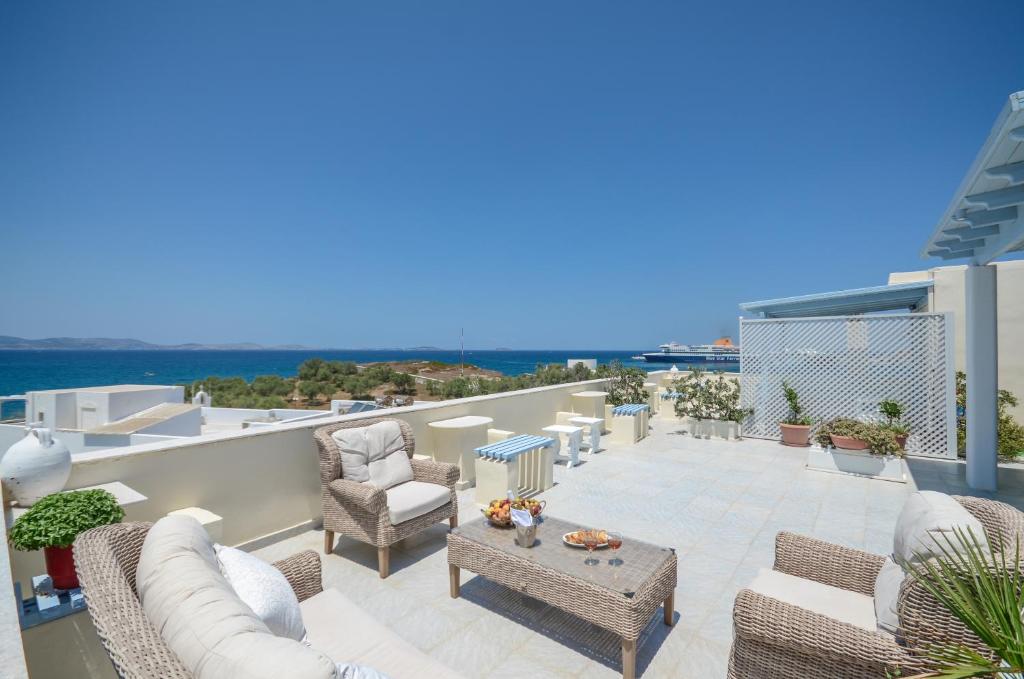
[0,427,72,506]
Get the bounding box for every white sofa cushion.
[747,568,878,633]
[333,421,414,489]
[216,544,305,642]
[893,491,989,565]
[385,481,450,525]
[873,556,904,634]
[336,663,392,679]
[136,515,335,679]
[301,588,463,679]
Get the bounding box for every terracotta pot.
[830,434,870,451]
[44,545,79,590]
[779,423,811,447]
[896,434,908,450]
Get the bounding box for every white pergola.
[922,90,1024,490]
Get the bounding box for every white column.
[965,264,998,491]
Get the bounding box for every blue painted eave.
[739,281,933,319]
[922,90,1024,264]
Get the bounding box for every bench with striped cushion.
[474,434,555,503]
[475,434,555,461]
[612,403,650,416]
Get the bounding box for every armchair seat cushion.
[301,588,463,679]
[747,568,878,633]
[385,481,451,525]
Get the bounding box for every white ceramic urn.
[0,427,72,506]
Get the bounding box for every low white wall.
[9,378,612,595]
[200,407,331,425]
[0,426,180,457]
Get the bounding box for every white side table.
[428,415,494,490]
[542,425,584,469]
[568,416,603,455]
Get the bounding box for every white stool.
[542,424,584,468]
[568,416,603,455]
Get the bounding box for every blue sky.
[1,2,1022,350]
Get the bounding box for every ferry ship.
[642,337,740,364]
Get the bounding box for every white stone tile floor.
[254,420,1024,678]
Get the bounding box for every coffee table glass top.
[453,516,674,596]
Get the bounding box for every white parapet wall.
[9,377,613,596]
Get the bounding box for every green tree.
[299,381,325,404]
[391,372,416,395]
[956,371,1024,459]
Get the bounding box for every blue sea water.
[0,348,738,398]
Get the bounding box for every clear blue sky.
[2,2,1022,350]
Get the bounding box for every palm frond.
[901,526,1024,678]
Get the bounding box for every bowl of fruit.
[481,497,546,528]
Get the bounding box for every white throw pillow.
[332,421,414,489]
[336,663,393,679]
[873,556,904,634]
[894,491,989,565]
[216,544,306,642]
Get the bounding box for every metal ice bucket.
[515,521,537,548]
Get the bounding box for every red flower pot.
[896,434,908,450]
[779,423,811,447]
[830,434,870,451]
[44,545,79,590]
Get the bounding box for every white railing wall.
[739,313,956,458]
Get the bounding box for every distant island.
[0,336,464,352]
[0,336,312,351]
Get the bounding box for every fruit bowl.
[481,497,545,528]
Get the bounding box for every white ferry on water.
[642,337,740,364]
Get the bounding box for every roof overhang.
[922,91,1024,265]
[739,280,933,319]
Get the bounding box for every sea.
[0,349,737,416]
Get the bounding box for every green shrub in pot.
[814,418,901,456]
[9,489,124,590]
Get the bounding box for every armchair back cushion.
[893,491,988,564]
[332,420,414,489]
[874,491,992,635]
[136,515,336,679]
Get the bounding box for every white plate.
[562,532,609,549]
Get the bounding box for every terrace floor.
[254,420,1024,679]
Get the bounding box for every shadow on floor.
[458,574,675,676]
[327,526,449,577]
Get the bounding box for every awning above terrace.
[922,91,1024,264]
[738,280,932,318]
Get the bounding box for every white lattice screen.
[739,313,956,458]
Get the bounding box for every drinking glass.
[607,531,623,567]
[583,531,600,566]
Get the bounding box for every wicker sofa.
[74,520,463,679]
[314,417,459,578]
[729,495,1024,678]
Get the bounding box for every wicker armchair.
[314,417,459,578]
[73,521,322,679]
[729,496,1024,678]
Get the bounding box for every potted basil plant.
[8,489,124,590]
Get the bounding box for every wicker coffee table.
[447,516,677,679]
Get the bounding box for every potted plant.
[8,489,124,590]
[809,418,905,481]
[672,370,751,439]
[814,418,901,454]
[779,381,812,446]
[878,399,909,450]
